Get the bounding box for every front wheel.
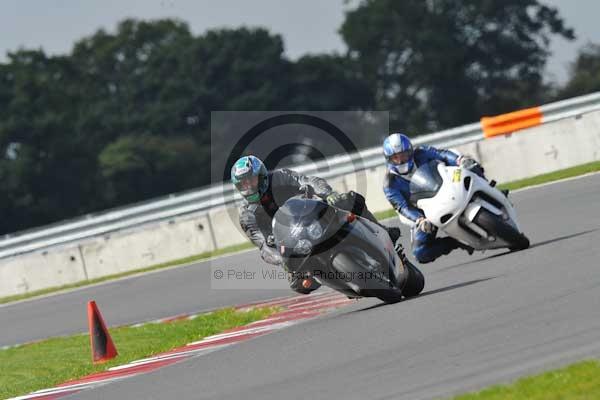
[331,250,401,302]
[376,261,425,303]
[402,261,425,298]
[474,209,530,251]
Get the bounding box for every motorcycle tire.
[401,261,425,298]
[474,208,530,251]
[331,250,403,304]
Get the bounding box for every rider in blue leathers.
[383,133,485,263]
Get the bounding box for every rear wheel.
[474,209,530,251]
[377,292,404,304]
[331,250,403,303]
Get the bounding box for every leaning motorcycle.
[410,160,530,251]
[272,192,425,303]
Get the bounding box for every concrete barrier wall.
[335,165,390,213]
[81,213,216,280]
[0,244,86,296]
[459,110,600,183]
[0,213,217,297]
[2,110,600,297]
[207,207,248,249]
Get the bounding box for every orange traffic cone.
[87,300,118,364]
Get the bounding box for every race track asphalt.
[0,248,293,347]
[4,173,600,399]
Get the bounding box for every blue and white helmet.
[383,133,414,175]
[231,155,269,203]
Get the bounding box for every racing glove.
[415,217,435,234]
[459,156,485,176]
[260,242,282,266]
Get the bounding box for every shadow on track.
[436,251,511,272]
[528,228,598,249]
[351,276,498,313]
[437,228,599,273]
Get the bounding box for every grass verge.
[0,242,253,305]
[452,359,600,399]
[496,160,600,191]
[2,161,600,306]
[0,306,276,399]
[374,208,398,221]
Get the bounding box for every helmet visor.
[388,149,413,165]
[235,175,259,197]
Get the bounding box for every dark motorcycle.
[272,191,425,303]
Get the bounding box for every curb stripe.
[10,291,352,400]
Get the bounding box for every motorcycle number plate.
[452,169,462,183]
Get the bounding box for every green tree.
[557,43,600,99]
[190,27,292,114]
[0,50,94,231]
[70,19,197,142]
[288,54,374,110]
[99,135,206,204]
[1,19,375,234]
[340,0,575,132]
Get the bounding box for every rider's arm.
[420,145,460,166]
[383,175,424,222]
[238,203,266,248]
[422,145,484,175]
[238,203,283,265]
[274,168,333,199]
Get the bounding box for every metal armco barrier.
[2,91,600,259]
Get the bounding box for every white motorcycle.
[410,160,529,251]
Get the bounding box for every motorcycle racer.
[231,155,400,293]
[382,133,484,263]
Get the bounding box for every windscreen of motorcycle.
[409,160,444,203]
[272,197,335,260]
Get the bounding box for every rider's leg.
[411,228,467,263]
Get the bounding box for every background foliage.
[1,1,598,234]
